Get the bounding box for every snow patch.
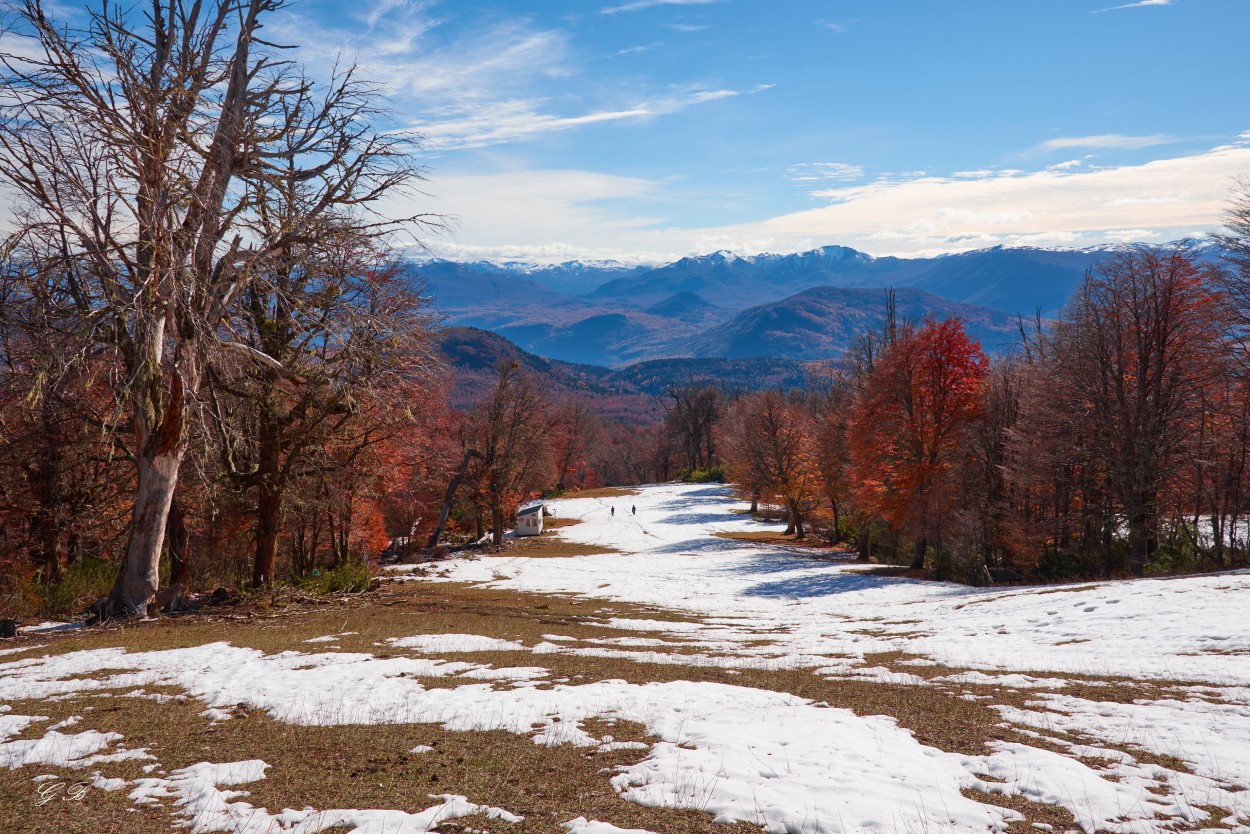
[0,724,151,770]
[562,818,657,834]
[387,634,527,653]
[129,759,523,833]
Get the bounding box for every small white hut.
[516,503,544,537]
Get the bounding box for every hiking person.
[610,506,615,517]
[631,505,636,515]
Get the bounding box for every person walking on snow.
[610,506,615,517]
[631,505,636,515]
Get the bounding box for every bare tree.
[0,252,133,584]
[1037,248,1221,576]
[664,381,721,473]
[0,0,429,616]
[1214,181,1250,376]
[464,363,551,546]
[551,398,601,492]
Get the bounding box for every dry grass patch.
[2,582,706,666]
[562,487,640,499]
[541,517,582,530]
[964,788,1081,833]
[0,690,759,834]
[501,537,619,558]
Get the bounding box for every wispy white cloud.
[615,42,662,55]
[1032,133,1179,153]
[410,139,1249,263]
[787,162,865,184]
[414,88,751,150]
[405,169,671,265]
[602,0,717,14]
[382,23,572,101]
[950,169,1023,178]
[820,18,866,34]
[1092,0,1171,12]
[665,23,709,32]
[268,7,760,154]
[937,208,1033,225]
[364,0,428,30]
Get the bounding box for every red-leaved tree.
[849,318,988,571]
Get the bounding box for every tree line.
[711,220,1250,582]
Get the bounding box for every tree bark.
[490,492,505,546]
[31,404,63,584]
[106,449,182,617]
[252,484,282,588]
[857,522,872,562]
[251,414,283,588]
[910,535,927,570]
[789,499,805,540]
[166,496,191,588]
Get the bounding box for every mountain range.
[416,240,1224,367]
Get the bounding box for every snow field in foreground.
[1,642,1015,832]
[2,629,1249,832]
[2,483,1249,832]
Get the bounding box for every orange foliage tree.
[721,390,822,538]
[849,318,988,570]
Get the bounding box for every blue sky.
[278,0,1247,263]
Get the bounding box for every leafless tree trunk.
[166,496,190,588]
[1013,248,1221,577]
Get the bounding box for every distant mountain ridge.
[416,239,1223,366]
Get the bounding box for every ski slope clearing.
[418,484,1250,686]
[0,483,1247,833]
[398,483,1250,831]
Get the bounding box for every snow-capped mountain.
[411,240,1229,367]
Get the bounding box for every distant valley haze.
[418,239,1226,367]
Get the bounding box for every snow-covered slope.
[434,484,1250,684]
[4,483,1249,834]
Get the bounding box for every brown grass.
[561,487,640,499]
[502,536,619,558]
[541,517,582,530]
